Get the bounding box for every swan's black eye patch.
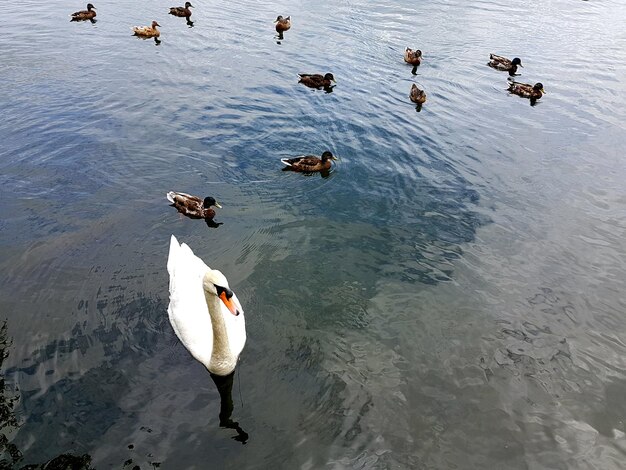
[215,285,234,299]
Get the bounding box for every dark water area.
[1,0,626,467]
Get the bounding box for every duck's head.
[152,20,160,28]
[533,82,545,94]
[203,196,223,209]
[324,73,336,83]
[321,151,337,162]
[185,2,193,8]
[512,57,523,67]
[203,270,243,316]
[274,15,284,22]
[414,49,422,57]
[87,3,96,10]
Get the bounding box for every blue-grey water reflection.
[1,0,626,467]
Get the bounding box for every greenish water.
[1,0,626,467]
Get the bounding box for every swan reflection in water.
[210,371,249,444]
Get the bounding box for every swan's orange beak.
[219,291,240,316]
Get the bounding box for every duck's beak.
[541,88,546,94]
[215,201,223,209]
[219,291,241,316]
[331,156,338,160]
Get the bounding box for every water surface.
[1,0,626,468]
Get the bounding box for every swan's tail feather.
[168,235,211,278]
[167,235,181,277]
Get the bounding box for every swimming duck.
[404,47,422,74]
[507,81,545,100]
[488,54,523,76]
[167,192,222,221]
[167,235,246,376]
[281,151,337,173]
[298,73,336,90]
[132,21,161,38]
[410,84,426,104]
[70,3,96,21]
[274,15,291,39]
[169,2,193,18]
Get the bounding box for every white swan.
[167,235,246,376]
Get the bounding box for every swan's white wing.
[167,235,214,367]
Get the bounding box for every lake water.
[1,0,626,467]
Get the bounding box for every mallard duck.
[132,21,161,38]
[507,81,545,99]
[70,3,96,21]
[488,54,523,76]
[167,192,222,221]
[274,15,291,39]
[281,151,337,173]
[404,47,422,74]
[169,2,193,18]
[298,73,336,90]
[410,84,426,105]
[167,235,246,376]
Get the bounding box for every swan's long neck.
[204,291,236,375]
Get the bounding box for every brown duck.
[70,3,96,21]
[169,2,193,18]
[404,47,422,74]
[132,21,161,38]
[298,73,336,90]
[167,192,222,220]
[274,15,291,39]
[410,84,426,105]
[281,151,337,173]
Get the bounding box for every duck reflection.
[210,371,249,444]
[205,219,224,228]
[132,35,161,45]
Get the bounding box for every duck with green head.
[70,3,96,21]
[488,54,523,76]
[167,191,222,221]
[507,81,545,100]
[298,73,336,90]
[281,151,337,173]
